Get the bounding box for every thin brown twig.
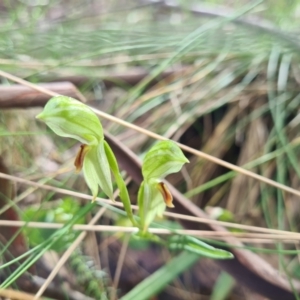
[33,179,132,298]
[0,172,299,237]
[0,70,86,102]
[0,288,43,300]
[91,106,300,198]
[0,52,211,68]
[111,234,130,300]
[33,207,107,299]
[0,166,73,217]
[2,220,300,242]
[0,70,57,97]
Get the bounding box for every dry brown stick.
[0,67,189,107]
[47,66,190,88]
[0,288,43,300]
[0,81,85,108]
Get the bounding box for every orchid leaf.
[121,251,200,300]
[168,235,234,259]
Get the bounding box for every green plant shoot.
[36,96,233,260]
[138,140,189,232]
[36,96,137,226]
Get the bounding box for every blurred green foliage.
[22,197,85,252]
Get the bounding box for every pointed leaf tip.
[36,112,43,119]
[168,236,234,259]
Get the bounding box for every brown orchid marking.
[157,182,174,208]
[74,144,89,172]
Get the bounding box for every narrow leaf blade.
[121,251,200,300]
[168,236,234,259]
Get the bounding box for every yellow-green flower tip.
[35,112,43,119]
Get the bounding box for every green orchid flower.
[138,140,189,232]
[36,96,232,261]
[36,96,137,226]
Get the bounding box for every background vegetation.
[1,0,300,299]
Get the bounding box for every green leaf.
[168,235,234,259]
[211,272,235,300]
[121,251,200,300]
[142,140,189,180]
[36,96,103,145]
[22,197,85,252]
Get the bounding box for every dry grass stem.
[0,288,43,300]
[33,207,107,299]
[1,172,299,237]
[1,220,300,243]
[111,234,130,300]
